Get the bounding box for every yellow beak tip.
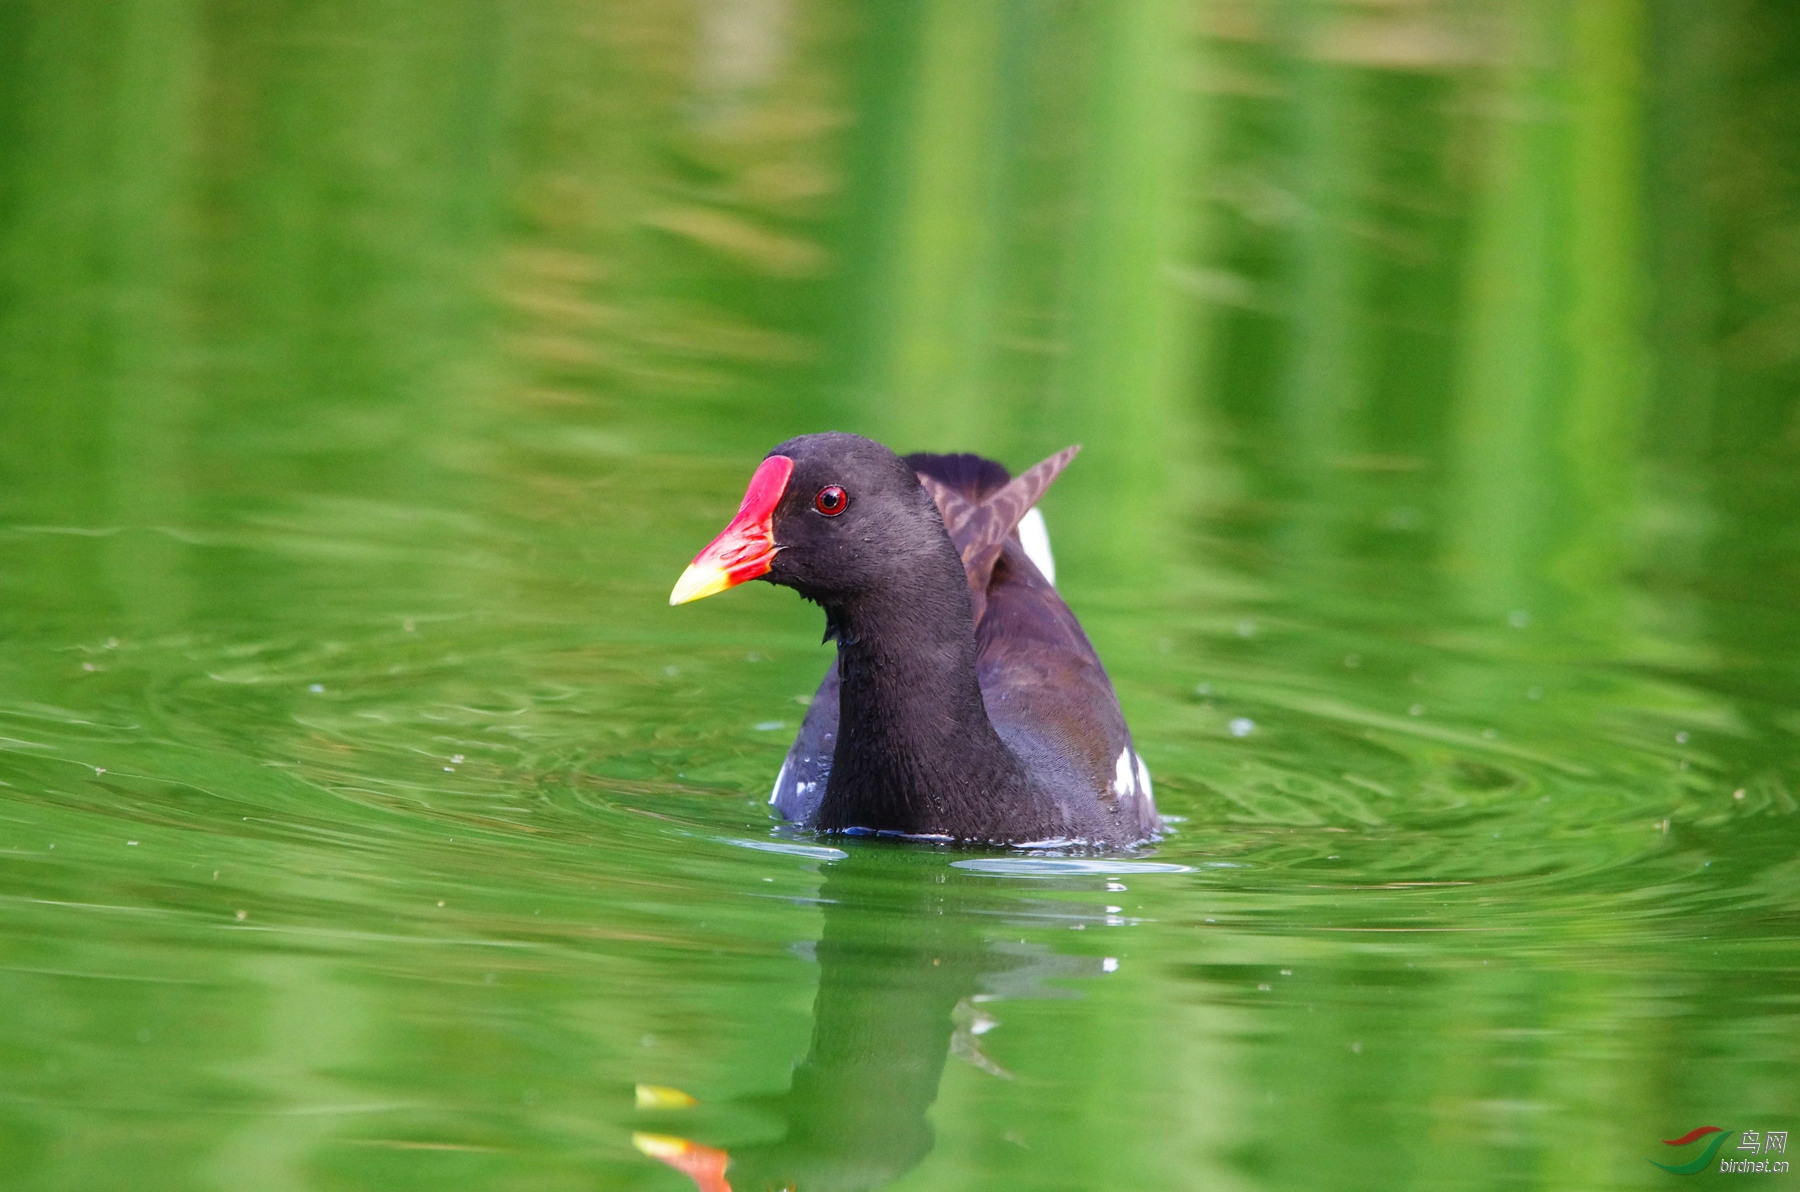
[669,564,732,606]
[635,1083,699,1109]
[632,1132,691,1159]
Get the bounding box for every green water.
[2,2,1798,1189]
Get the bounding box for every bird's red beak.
[669,455,794,606]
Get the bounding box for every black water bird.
[671,432,1160,848]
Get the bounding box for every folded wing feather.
[914,444,1079,626]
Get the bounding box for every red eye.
[814,485,847,516]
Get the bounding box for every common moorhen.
[671,432,1160,847]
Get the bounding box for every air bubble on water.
[235,909,247,921]
[1675,731,1689,744]
[451,754,464,764]
[1228,717,1255,738]
[1102,957,1119,973]
[308,684,324,693]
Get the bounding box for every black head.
[669,432,957,609]
[763,433,954,603]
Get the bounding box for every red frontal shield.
[669,455,794,605]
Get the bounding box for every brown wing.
[914,444,1079,625]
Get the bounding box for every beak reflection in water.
[633,1132,732,1192]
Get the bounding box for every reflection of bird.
[671,433,1161,847]
[635,853,1083,1192]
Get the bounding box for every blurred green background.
[1,1,1797,1190]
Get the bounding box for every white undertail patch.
[1134,752,1153,801]
[769,760,788,805]
[1112,746,1134,799]
[1017,507,1055,585]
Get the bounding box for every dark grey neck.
[814,563,1029,838]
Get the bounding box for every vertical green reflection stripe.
[1448,0,1652,631]
[1559,0,1647,612]
[1447,0,1568,622]
[869,0,1006,450]
[1051,0,1202,584]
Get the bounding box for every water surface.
[2,2,1797,1189]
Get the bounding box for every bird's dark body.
[766,440,1160,848]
